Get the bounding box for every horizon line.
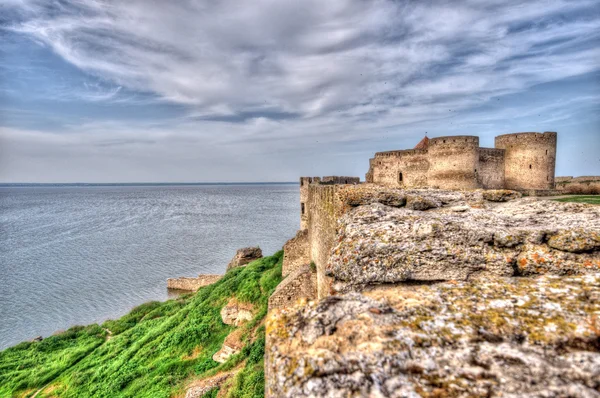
[0,182,300,186]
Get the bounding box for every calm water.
[0,184,299,350]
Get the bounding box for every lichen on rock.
[265,273,600,397]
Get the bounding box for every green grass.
[553,195,600,205]
[0,251,283,398]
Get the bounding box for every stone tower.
[495,132,557,190]
[427,136,480,189]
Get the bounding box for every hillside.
[0,252,283,398]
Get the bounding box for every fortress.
[365,131,557,191]
[269,131,563,307]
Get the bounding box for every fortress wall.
[322,176,360,184]
[307,184,341,299]
[478,148,505,189]
[300,177,320,229]
[268,265,316,310]
[370,149,429,188]
[427,136,480,189]
[166,274,222,291]
[495,132,557,190]
[555,175,600,194]
[282,229,309,277]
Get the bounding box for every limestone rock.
[226,247,263,271]
[265,273,600,397]
[167,274,222,291]
[405,194,441,210]
[482,189,522,202]
[328,199,600,293]
[220,299,254,326]
[212,329,243,363]
[185,372,234,398]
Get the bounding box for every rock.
[185,372,234,398]
[327,200,600,293]
[405,195,441,210]
[226,247,263,271]
[212,329,244,363]
[265,273,600,398]
[31,336,43,342]
[482,189,522,202]
[220,299,254,326]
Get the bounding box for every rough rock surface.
[226,247,263,271]
[329,199,600,293]
[185,372,234,398]
[265,272,600,398]
[212,329,243,363]
[166,274,222,291]
[220,298,254,326]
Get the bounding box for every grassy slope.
[553,195,600,205]
[0,251,283,398]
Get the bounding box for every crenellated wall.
[495,132,557,190]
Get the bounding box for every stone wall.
[428,136,480,189]
[166,274,222,291]
[268,265,316,310]
[282,229,309,277]
[368,149,429,188]
[478,148,505,189]
[555,176,600,194]
[300,177,320,229]
[307,184,341,299]
[495,132,557,190]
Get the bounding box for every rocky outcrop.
[329,199,600,293]
[213,329,244,363]
[185,372,234,398]
[167,274,222,291]
[226,247,263,271]
[266,272,600,397]
[221,299,254,326]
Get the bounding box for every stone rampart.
[428,136,480,189]
[166,274,222,291]
[268,265,316,310]
[282,229,309,277]
[478,147,505,189]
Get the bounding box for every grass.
[0,251,283,398]
[553,195,600,205]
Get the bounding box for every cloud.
[0,0,599,181]
[4,0,598,119]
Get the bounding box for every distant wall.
[166,274,222,291]
[495,132,557,190]
[282,230,309,277]
[428,136,480,189]
[555,176,600,194]
[478,148,505,189]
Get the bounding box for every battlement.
[374,149,428,158]
[429,135,479,146]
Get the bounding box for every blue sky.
[0,0,599,182]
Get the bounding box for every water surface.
[0,184,299,349]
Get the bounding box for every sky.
[0,0,599,183]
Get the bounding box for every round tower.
[494,132,557,190]
[427,136,480,189]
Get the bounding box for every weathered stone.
[167,274,222,291]
[212,329,243,363]
[482,189,522,202]
[405,195,441,210]
[185,372,234,398]
[265,273,600,398]
[328,199,600,293]
[269,265,316,310]
[226,247,263,271]
[220,298,254,326]
[282,229,309,277]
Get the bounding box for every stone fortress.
[267,130,591,307]
[365,131,557,191]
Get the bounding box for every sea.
[0,183,299,350]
